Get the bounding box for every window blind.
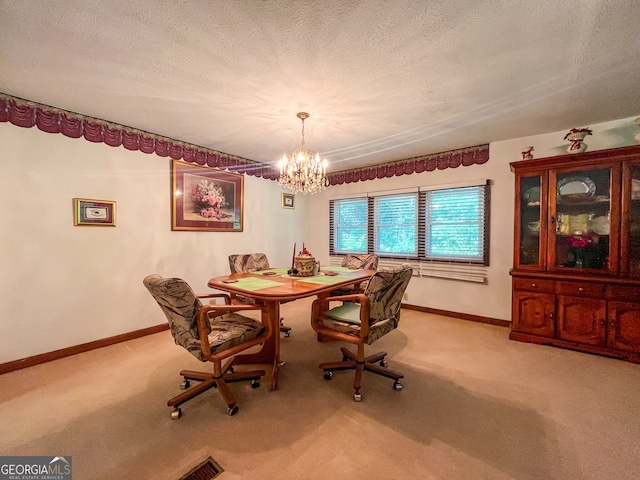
[373,192,419,257]
[330,197,368,254]
[423,184,488,263]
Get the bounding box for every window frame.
[329,196,369,255]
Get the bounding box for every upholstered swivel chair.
[311,264,412,401]
[228,253,292,337]
[341,253,379,271]
[329,253,379,297]
[143,274,272,419]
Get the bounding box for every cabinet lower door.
[512,291,555,337]
[607,302,640,353]
[557,296,606,346]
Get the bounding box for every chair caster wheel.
[353,393,362,402]
[393,381,403,391]
[170,408,182,420]
[251,379,260,388]
[380,359,388,367]
[227,366,235,374]
[285,332,291,337]
[180,380,190,390]
[324,371,333,380]
[226,405,239,416]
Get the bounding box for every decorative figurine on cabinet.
[564,127,592,154]
[521,146,534,160]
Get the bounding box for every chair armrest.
[311,293,366,314]
[195,303,267,356]
[197,292,232,305]
[324,293,363,303]
[311,294,371,339]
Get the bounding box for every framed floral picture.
[73,198,116,226]
[171,161,244,232]
[282,192,295,209]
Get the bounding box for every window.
[330,197,368,254]
[423,185,488,263]
[373,193,418,256]
[330,181,490,265]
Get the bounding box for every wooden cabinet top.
[511,144,640,173]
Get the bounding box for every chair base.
[279,326,292,337]
[319,346,404,401]
[280,317,291,337]
[167,358,265,419]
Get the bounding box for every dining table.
[208,266,376,390]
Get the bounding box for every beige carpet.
[1,297,640,480]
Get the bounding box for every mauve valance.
[0,93,273,178]
[327,145,489,186]
[0,93,489,183]
[36,109,61,133]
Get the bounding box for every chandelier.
[278,112,329,195]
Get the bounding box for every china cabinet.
[510,145,640,363]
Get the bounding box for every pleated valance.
[0,93,489,183]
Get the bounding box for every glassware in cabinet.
[551,167,612,271]
[518,175,543,267]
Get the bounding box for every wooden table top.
[208,267,375,302]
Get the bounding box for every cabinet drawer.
[556,281,605,297]
[608,285,640,302]
[513,278,555,293]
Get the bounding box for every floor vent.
[178,456,224,480]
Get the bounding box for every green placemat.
[321,266,357,273]
[260,267,290,275]
[297,274,352,285]
[232,277,283,291]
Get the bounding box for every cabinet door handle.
[549,312,554,320]
[578,287,584,292]
[531,283,536,288]
[610,321,615,327]
[600,319,605,326]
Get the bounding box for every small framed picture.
[73,198,116,226]
[282,192,295,209]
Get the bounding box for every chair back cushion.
[143,274,207,361]
[364,265,413,342]
[228,253,271,273]
[341,254,379,270]
[366,265,412,319]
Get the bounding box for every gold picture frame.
[73,198,116,226]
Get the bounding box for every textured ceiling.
[1,0,640,172]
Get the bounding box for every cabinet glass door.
[518,175,543,267]
[552,167,612,271]
[625,163,640,277]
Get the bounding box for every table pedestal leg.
[233,301,281,390]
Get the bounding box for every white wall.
[303,115,640,321]
[1,115,638,363]
[0,124,303,363]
